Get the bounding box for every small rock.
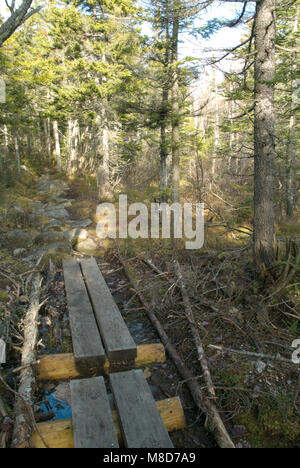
[76,238,98,255]
[13,248,26,256]
[255,360,266,374]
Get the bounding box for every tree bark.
[253,0,276,271]
[67,119,79,176]
[170,1,181,246]
[159,2,171,201]
[286,7,299,220]
[14,136,21,176]
[53,121,62,172]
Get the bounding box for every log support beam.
[35,343,165,381]
[30,397,185,448]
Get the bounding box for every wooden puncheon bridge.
[30,258,186,448]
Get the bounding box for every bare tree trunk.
[96,55,111,200]
[210,88,219,190]
[14,136,21,176]
[159,4,170,201]
[286,7,299,220]
[53,121,62,172]
[170,2,181,246]
[253,0,276,271]
[67,119,79,176]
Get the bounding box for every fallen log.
[116,248,235,448]
[174,260,216,399]
[29,396,185,448]
[11,274,42,448]
[35,343,165,381]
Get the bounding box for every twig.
[5,360,40,377]
[0,270,19,289]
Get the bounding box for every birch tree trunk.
[253,0,276,271]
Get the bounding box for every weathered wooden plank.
[109,369,174,448]
[36,343,165,381]
[63,259,105,376]
[80,258,137,361]
[70,376,119,449]
[30,397,186,448]
[0,338,6,364]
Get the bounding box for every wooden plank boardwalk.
[110,370,173,448]
[70,377,119,448]
[81,258,137,361]
[63,259,105,376]
[60,257,179,448]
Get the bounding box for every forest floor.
[0,168,299,448]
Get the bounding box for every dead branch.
[11,273,43,448]
[174,260,216,399]
[116,245,235,449]
[209,344,296,364]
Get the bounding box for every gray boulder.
[76,238,98,255]
[42,220,65,232]
[39,242,72,256]
[68,219,93,229]
[7,230,31,247]
[38,177,69,194]
[34,231,66,245]
[44,206,70,220]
